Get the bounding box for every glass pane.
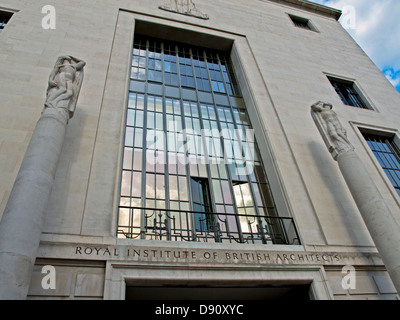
[155,131,165,151]
[121,171,132,196]
[123,147,133,170]
[389,154,400,170]
[156,113,163,130]
[146,149,155,172]
[155,97,163,112]
[135,110,144,127]
[144,173,154,198]
[133,148,143,171]
[147,112,155,129]
[252,183,263,206]
[233,184,243,207]
[125,127,134,147]
[134,128,143,148]
[127,109,135,126]
[166,114,174,131]
[132,172,142,197]
[168,152,177,174]
[146,130,155,149]
[212,179,223,204]
[179,176,188,201]
[147,96,155,111]
[118,207,130,237]
[241,183,254,206]
[136,94,145,109]
[177,153,186,175]
[198,162,208,177]
[156,174,165,199]
[128,93,137,109]
[169,175,179,201]
[191,178,200,203]
[218,162,228,179]
[166,99,173,114]
[210,164,219,179]
[389,170,400,186]
[155,200,166,209]
[155,151,165,173]
[239,209,249,233]
[138,68,146,80]
[221,180,233,204]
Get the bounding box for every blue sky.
[309,0,400,93]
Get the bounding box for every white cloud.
[310,0,400,90]
[384,69,400,88]
[354,2,384,36]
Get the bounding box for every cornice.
[262,0,342,20]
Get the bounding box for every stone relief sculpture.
[45,55,86,118]
[159,0,209,20]
[311,101,354,160]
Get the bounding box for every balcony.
[118,207,300,245]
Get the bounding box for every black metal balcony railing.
[118,207,300,245]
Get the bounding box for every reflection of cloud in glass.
[233,183,254,208]
[169,175,179,201]
[120,171,131,196]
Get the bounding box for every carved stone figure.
[159,0,209,20]
[311,101,354,159]
[45,55,86,118]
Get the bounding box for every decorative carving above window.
[159,0,209,20]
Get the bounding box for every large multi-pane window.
[118,35,298,245]
[363,133,400,197]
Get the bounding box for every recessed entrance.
[125,284,311,300]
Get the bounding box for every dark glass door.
[190,177,213,232]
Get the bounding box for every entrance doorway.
[125,284,311,300]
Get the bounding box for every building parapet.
[265,0,342,20]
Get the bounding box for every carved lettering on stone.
[45,55,86,119]
[159,0,209,20]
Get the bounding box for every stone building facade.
[0,0,399,300]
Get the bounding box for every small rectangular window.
[288,14,316,31]
[0,11,13,33]
[328,76,371,110]
[362,132,400,197]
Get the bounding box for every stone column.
[0,56,85,299]
[311,101,400,294]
